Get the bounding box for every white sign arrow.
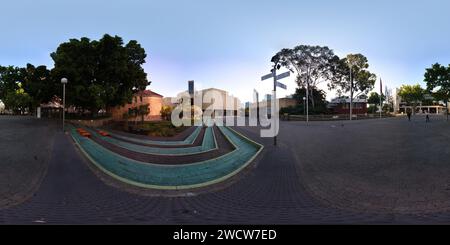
[261,73,273,81]
[276,71,290,80]
[276,81,287,90]
[261,71,290,81]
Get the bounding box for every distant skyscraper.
[188,80,195,106]
[188,80,194,95]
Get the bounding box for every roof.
[135,90,163,98]
[329,97,367,104]
[200,88,228,94]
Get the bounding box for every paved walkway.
[277,115,450,214]
[0,116,56,209]
[1,116,450,224]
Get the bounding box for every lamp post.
[61,78,68,131]
[349,65,353,121]
[303,96,306,116]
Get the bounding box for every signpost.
[261,69,289,146]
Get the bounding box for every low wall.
[68,118,113,128]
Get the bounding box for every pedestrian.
[407,110,412,122]
[426,111,430,123]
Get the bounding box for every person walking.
[426,111,430,123]
[407,110,412,122]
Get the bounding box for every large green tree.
[3,82,32,114]
[272,45,339,109]
[367,92,385,105]
[293,87,328,114]
[21,64,56,109]
[329,54,377,118]
[397,84,425,114]
[424,63,450,121]
[0,65,24,101]
[329,54,377,97]
[367,92,386,114]
[50,34,149,116]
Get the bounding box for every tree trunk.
[309,87,315,109]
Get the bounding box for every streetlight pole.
[272,66,278,146]
[303,96,306,116]
[61,78,68,132]
[306,64,310,123]
[349,65,353,121]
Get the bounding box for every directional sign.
[276,71,290,80]
[261,73,273,81]
[261,71,291,81]
[276,81,287,90]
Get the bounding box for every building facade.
[197,88,240,116]
[109,90,163,121]
[328,97,368,114]
[393,88,448,114]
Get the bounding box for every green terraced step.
[104,126,202,146]
[85,127,217,156]
[70,126,263,190]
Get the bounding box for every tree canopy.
[3,82,32,114]
[367,92,385,105]
[424,63,450,97]
[271,46,376,115]
[21,64,55,108]
[424,63,450,119]
[50,34,149,115]
[0,66,23,100]
[398,84,425,113]
[271,45,339,109]
[328,54,377,99]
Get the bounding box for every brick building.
[328,97,368,114]
[109,90,163,121]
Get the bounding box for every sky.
[1,0,450,102]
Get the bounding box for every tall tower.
[188,80,194,106]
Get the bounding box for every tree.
[397,84,425,115]
[368,92,382,105]
[293,87,328,114]
[3,82,32,114]
[21,64,56,110]
[367,92,385,113]
[50,34,150,117]
[138,104,150,124]
[424,63,450,121]
[0,66,24,101]
[329,54,377,118]
[272,45,339,109]
[160,105,173,121]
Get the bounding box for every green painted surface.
[104,126,202,146]
[70,126,262,188]
[85,127,216,155]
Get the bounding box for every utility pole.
[349,65,353,121]
[306,64,310,123]
[261,64,289,146]
[380,79,383,119]
[272,67,277,146]
[61,78,68,132]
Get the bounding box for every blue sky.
[1,0,450,102]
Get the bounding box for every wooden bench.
[98,130,110,137]
[76,128,91,138]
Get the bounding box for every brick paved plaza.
[0,115,449,224]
